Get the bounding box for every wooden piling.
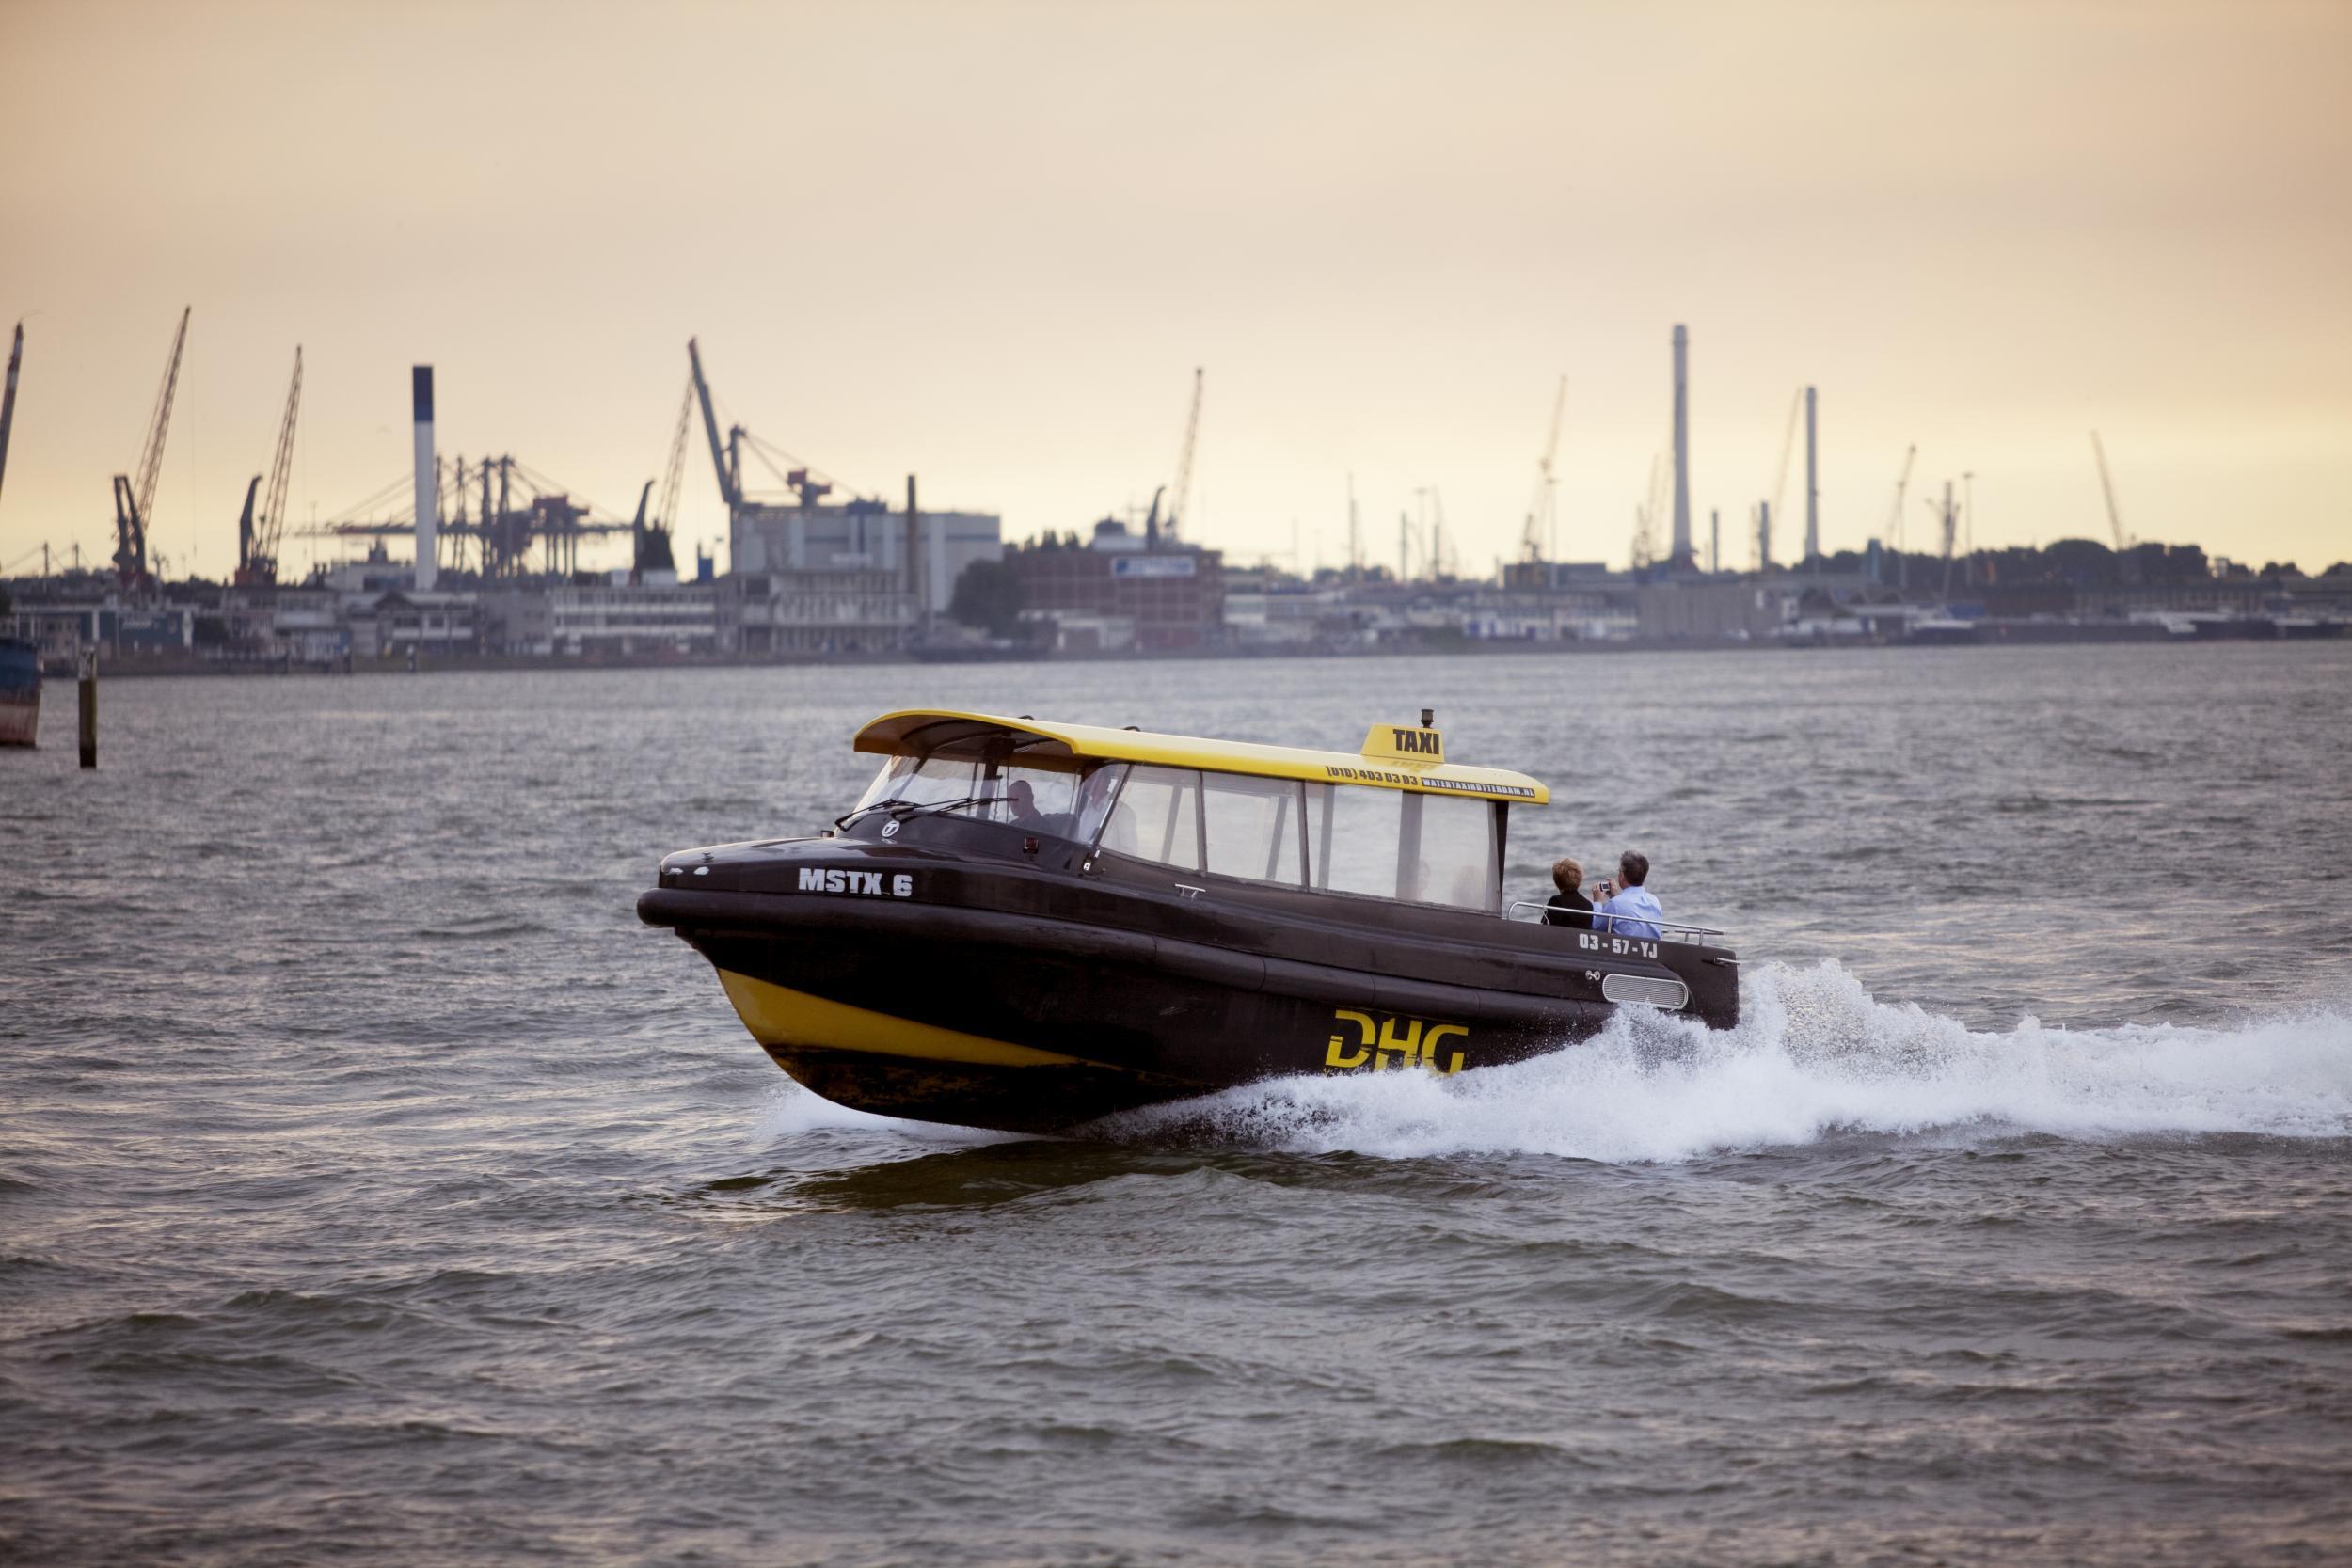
[76,646,96,768]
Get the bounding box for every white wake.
[1108,961,2352,1162]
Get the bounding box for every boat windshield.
[852,754,1121,841]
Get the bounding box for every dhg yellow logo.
[1324,1009,1468,1075]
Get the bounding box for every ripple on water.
[6,650,2352,1568]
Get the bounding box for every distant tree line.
[1010,531,1091,552]
[948,559,1025,637]
[1809,539,2334,587]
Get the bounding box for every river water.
[4,644,2349,1566]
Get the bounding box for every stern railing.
[1504,899,1724,943]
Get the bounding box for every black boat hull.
[639,830,1737,1134]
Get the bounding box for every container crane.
[628,478,675,581]
[0,322,22,510]
[2090,431,2129,553]
[685,337,842,518]
[235,346,303,586]
[627,374,696,584]
[658,375,693,534]
[1630,451,1668,570]
[1166,367,1203,545]
[687,338,739,515]
[1924,482,1959,598]
[1520,374,1565,563]
[1883,444,1916,551]
[1768,387,1802,544]
[1345,471,1361,581]
[1882,443,1916,587]
[113,307,190,589]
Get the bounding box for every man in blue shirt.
[1592,850,1664,939]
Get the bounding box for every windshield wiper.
[898,794,998,820]
[834,797,914,832]
[835,794,1001,832]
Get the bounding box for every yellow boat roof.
[852,710,1549,804]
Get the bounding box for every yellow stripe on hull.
[715,970,1090,1069]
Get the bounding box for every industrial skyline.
[2,0,2347,580]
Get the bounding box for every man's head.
[1008,779,1036,815]
[1618,850,1649,887]
[1552,856,1583,893]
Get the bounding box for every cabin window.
[976,762,1080,832]
[1100,765,1202,871]
[1403,793,1501,911]
[1311,784,1405,899]
[1072,764,1125,845]
[1201,772,1306,886]
[856,754,975,813]
[1309,784,1500,911]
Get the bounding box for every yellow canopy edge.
[852,709,1549,804]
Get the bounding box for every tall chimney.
[412,366,438,592]
[1671,325,1692,562]
[1757,499,1772,570]
[1804,385,1820,562]
[904,473,922,625]
[1710,508,1720,575]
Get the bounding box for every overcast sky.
[2,0,2346,579]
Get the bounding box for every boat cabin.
[847,709,1548,916]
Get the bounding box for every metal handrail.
[1504,899,1724,940]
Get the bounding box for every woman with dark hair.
[1543,856,1594,929]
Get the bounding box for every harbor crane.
[306,454,630,578]
[234,347,303,586]
[2090,431,2129,552]
[113,307,190,589]
[1521,374,1565,563]
[630,373,696,584]
[1925,482,1960,598]
[1630,452,1667,570]
[658,375,694,535]
[1883,443,1916,586]
[1768,387,1802,546]
[0,322,21,510]
[1883,445,1916,551]
[1167,367,1203,544]
[686,336,847,518]
[688,338,739,515]
[1345,471,1361,581]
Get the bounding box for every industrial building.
[1010,519,1225,652]
[655,338,1003,652]
[719,569,911,656]
[8,317,2345,671]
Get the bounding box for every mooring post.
[77,645,97,768]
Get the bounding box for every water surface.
[5,644,2349,1565]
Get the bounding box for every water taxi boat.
[636,710,1739,1133]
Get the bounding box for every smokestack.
[1757,499,1772,570]
[1671,325,1692,562]
[1804,386,1819,562]
[904,473,922,623]
[412,366,438,592]
[1710,508,1720,576]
